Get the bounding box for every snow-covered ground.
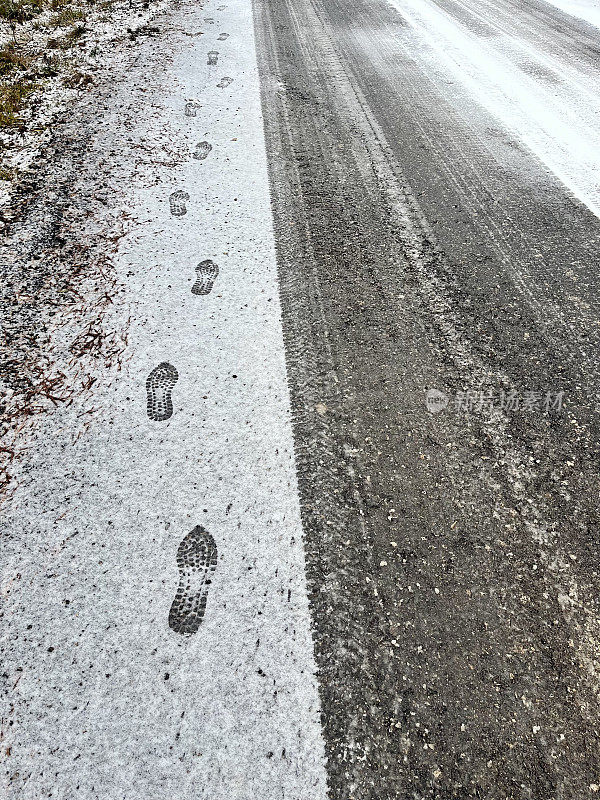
[386,0,600,217]
[1,0,328,797]
[0,0,175,211]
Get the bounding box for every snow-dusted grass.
[0,0,168,203]
[0,75,37,125]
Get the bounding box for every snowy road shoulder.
[1,1,327,797]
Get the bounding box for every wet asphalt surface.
[253,0,600,796]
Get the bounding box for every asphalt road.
[253,0,600,796]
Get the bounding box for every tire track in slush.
[386,0,600,217]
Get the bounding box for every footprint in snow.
[169,190,189,217]
[192,141,212,160]
[146,363,178,422]
[184,101,201,117]
[192,260,219,295]
[168,526,218,636]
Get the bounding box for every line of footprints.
[145,14,231,638]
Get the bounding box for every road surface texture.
[253,0,600,796]
[2,0,600,798]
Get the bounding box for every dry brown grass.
[0,78,37,126]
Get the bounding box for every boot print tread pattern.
[146,362,179,421]
[169,526,218,636]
